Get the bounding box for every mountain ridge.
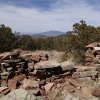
[33,30,65,38]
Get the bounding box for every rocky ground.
[0,50,100,100]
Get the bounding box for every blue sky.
[0,0,57,10]
[0,0,100,33]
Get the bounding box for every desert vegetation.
[0,20,100,63]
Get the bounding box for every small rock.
[92,88,100,97]
[27,89,40,96]
[0,87,9,93]
[57,83,61,88]
[81,87,92,98]
[23,79,39,89]
[39,80,46,86]
[0,88,36,100]
[72,97,80,100]
[40,57,48,61]
[1,88,10,95]
[7,79,17,91]
[36,96,45,100]
[64,93,73,100]
[44,83,54,92]
[23,79,40,95]
[68,79,80,87]
[72,71,97,78]
[72,72,80,78]
[1,80,7,87]
[78,77,91,82]
[0,87,10,95]
[28,62,34,70]
[14,74,26,81]
[76,67,96,72]
[89,97,99,100]
[80,70,97,78]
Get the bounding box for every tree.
[0,24,17,52]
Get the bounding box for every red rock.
[22,79,40,95]
[21,54,32,59]
[0,86,10,95]
[92,88,100,97]
[14,74,26,81]
[57,83,61,88]
[40,57,48,61]
[44,83,54,92]
[81,87,92,98]
[7,79,17,91]
[31,55,40,63]
[68,79,80,87]
[55,78,63,83]
[23,79,39,89]
[0,87,9,93]
[2,88,10,95]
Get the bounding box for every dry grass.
[20,50,64,62]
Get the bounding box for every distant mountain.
[32,30,65,38]
[32,34,48,38]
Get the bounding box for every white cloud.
[0,0,100,33]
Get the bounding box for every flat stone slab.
[76,66,96,72]
[72,70,98,78]
[34,61,60,69]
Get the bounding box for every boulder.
[60,61,75,71]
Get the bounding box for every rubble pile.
[85,42,100,66]
[0,50,100,100]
